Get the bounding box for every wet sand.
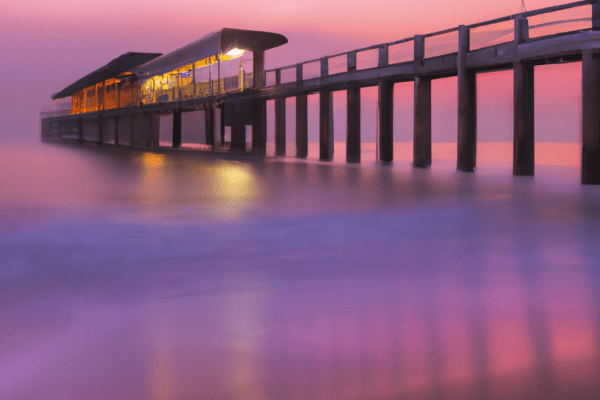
[1,142,599,399]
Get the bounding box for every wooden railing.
[264,0,597,88]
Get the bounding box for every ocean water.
[1,141,599,399]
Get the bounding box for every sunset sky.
[1,0,583,143]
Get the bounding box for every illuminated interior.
[72,49,253,114]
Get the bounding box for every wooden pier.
[41,0,600,184]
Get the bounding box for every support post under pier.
[320,90,334,161]
[296,94,308,158]
[205,105,214,147]
[378,80,393,163]
[414,77,432,167]
[173,110,182,148]
[581,49,600,184]
[513,59,535,176]
[347,84,361,163]
[457,25,477,172]
[252,99,267,155]
[275,97,286,156]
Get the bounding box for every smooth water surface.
[1,142,599,400]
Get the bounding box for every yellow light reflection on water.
[140,152,167,205]
[205,162,261,220]
[142,153,165,168]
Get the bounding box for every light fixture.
[226,48,245,57]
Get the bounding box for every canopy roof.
[132,28,288,79]
[51,52,162,100]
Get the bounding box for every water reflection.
[0,142,599,399]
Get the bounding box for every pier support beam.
[320,90,334,161]
[378,80,394,162]
[347,84,361,163]
[414,35,431,168]
[205,105,214,147]
[252,99,267,155]
[275,97,286,156]
[581,49,600,184]
[457,25,477,172]
[173,110,182,148]
[414,76,432,168]
[230,101,247,151]
[513,59,535,176]
[296,94,308,158]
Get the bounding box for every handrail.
[264,0,596,77]
[422,26,459,39]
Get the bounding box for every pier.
[41,1,600,184]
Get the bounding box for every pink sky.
[0,0,583,143]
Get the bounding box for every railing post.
[296,63,303,87]
[413,34,431,168]
[515,15,529,43]
[275,69,281,86]
[348,51,357,72]
[593,0,600,29]
[320,57,329,77]
[457,24,477,172]
[581,49,600,184]
[378,44,389,67]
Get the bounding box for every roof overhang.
[51,52,162,100]
[132,28,288,79]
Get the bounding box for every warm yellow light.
[142,152,164,168]
[226,48,245,57]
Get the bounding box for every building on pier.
[49,28,288,114]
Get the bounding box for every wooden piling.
[320,91,334,161]
[205,105,215,147]
[378,80,394,162]
[581,49,600,184]
[320,57,334,161]
[347,84,361,163]
[413,35,431,168]
[252,99,267,155]
[457,25,477,172]
[513,61,535,176]
[513,17,534,176]
[275,97,286,156]
[296,94,308,158]
[173,110,182,148]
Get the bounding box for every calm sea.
[1,141,599,399]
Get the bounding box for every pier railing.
[264,0,595,88]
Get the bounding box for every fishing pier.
[40,1,600,184]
